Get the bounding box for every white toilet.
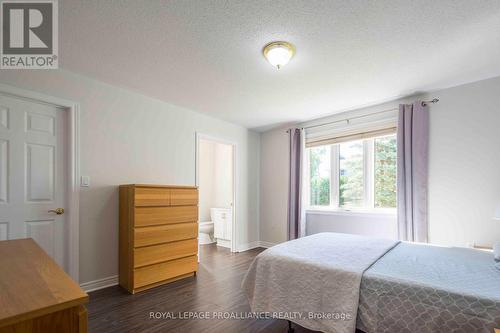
[199,207,232,245]
[198,221,215,244]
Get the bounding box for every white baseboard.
[237,241,277,252]
[237,241,260,252]
[258,241,277,248]
[80,275,118,293]
[216,238,231,248]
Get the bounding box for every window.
[306,134,397,211]
[374,136,397,208]
[339,140,364,208]
[309,146,331,206]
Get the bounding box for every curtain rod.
[299,98,439,131]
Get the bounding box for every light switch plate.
[81,176,90,187]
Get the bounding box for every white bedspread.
[241,232,399,333]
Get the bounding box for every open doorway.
[195,134,236,259]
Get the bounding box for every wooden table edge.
[0,294,89,328]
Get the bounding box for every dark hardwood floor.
[88,244,318,333]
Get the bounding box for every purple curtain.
[287,128,305,240]
[397,103,429,242]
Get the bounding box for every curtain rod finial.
[421,98,439,107]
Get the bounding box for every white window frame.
[306,134,397,215]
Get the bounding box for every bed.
[241,233,500,333]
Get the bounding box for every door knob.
[48,208,65,215]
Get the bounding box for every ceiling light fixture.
[262,41,295,69]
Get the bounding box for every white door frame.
[195,132,237,253]
[0,83,80,282]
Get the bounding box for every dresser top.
[0,239,88,328]
[120,184,198,189]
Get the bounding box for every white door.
[0,94,68,270]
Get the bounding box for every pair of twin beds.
[242,233,500,333]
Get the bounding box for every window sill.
[306,208,396,218]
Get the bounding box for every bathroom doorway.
[195,133,236,258]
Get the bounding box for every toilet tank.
[211,208,232,240]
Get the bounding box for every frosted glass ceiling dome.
[263,41,295,69]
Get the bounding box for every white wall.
[260,76,500,248]
[259,128,289,244]
[213,142,233,208]
[0,70,260,284]
[306,212,397,239]
[199,140,216,222]
[424,77,500,247]
[198,139,233,222]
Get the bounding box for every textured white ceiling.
[60,0,500,130]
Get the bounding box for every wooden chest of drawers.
[119,184,199,294]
